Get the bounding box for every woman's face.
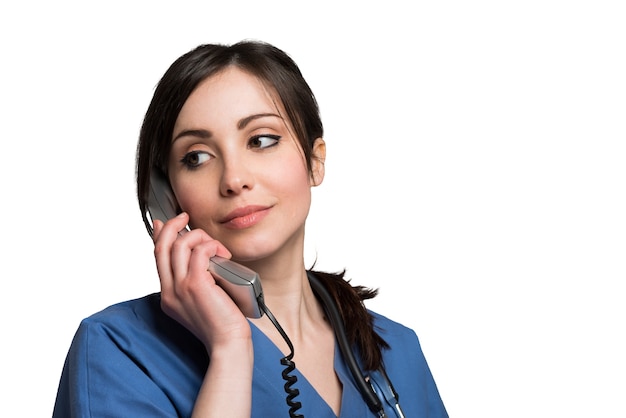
[168,67,325,263]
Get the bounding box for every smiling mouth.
[220,205,271,229]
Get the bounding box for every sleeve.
[52,318,179,418]
[403,329,448,418]
[374,314,449,418]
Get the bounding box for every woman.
[53,40,448,417]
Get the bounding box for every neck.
[237,227,326,340]
[248,262,328,348]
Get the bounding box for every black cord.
[259,299,304,418]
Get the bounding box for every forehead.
[180,67,282,121]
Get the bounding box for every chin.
[225,239,278,263]
[220,226,304,264]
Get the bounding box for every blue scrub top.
[53,293,447,417]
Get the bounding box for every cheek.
[271,159,313,220]
[173,181,214,222]
[272,157,312,195]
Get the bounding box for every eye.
[180,151,211,168]
[249,134,280,149]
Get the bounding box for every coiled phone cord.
[258,299,304,418]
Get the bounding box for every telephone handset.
[146,168,264,319]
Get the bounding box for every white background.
[1,1,624,417]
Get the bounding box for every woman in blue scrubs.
[53,41,448,418]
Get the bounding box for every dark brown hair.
[135,40,388,370]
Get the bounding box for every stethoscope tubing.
[307,271,405,418]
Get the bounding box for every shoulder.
[54,293,205,417]
[79,292,162,330]
[74,292,200,355]
[368,310,422,347]
[70,293,165,360]
[367,310,449,417]
[73,293,161,346]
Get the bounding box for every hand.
[152,212,252,352]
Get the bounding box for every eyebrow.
[237,112,283,129]
[172,128,212,142]
[172,113,283,143]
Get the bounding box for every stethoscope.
[307,271,406,418]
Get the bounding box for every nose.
[219,157,254,196]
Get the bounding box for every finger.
[152,219,164,242]
[213,240,232,259]
[168,212,190,235]
[187,239,224,280]
[169,228,210,281]
[154,213,189,293]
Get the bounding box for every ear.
[310,137,326,186]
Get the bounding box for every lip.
[219,205,272,229]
